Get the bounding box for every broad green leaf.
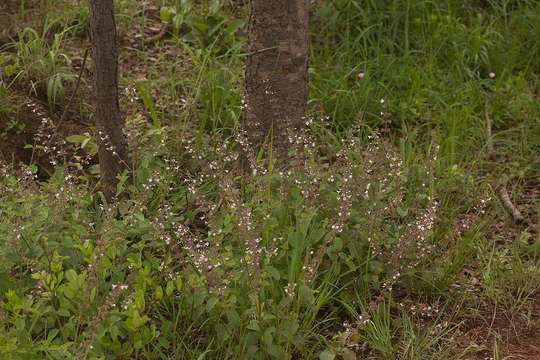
[319,349,336,360]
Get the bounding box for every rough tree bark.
[244,0,309,156]
[89,0,129,199]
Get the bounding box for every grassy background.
[0,0,539,359]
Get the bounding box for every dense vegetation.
[0,0,539,359]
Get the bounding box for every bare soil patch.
[0,90,88,176]
[459,293,540,359]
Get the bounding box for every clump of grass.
[2,19,75,110]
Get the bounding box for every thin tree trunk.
[244,0,309,156]
[89,0,129,199]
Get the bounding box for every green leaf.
[226,309,240,328]
[175,276,183,291]
[154,285,163,300]
[369,260,384,275]
[331,237,343,252]
[209,0,220,13]
[265,265,280,280]
[47,74,64,109]
[4,64,19,77]
[31,272,42,280]
[226,19,244,36]
[66,134,88,144]
[171,13,185,32]
[125,309,149,330]
[81,137,90,149]
[319,349,336,360]
[298,284,314,306]
[64,269,77,283]
[180,0,192,12]
[262,313,276,321]
[397,207,408,217]
[135,81,160,128]
[281,318,299,339]
[46,329,59,342]
[246,320,260,332]
[88,164,100,174]
[206,297,219,312]
[57,308,70,317]
[216,323,230,341]
[159,6,176,22]
[262,327,275,347]
[165,280,174,296]
[189,16,209,35]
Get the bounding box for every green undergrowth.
[0,0,539,359]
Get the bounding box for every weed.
[3,21,75,109]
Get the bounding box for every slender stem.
[58,48,89,125]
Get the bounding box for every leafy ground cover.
[0,0,539,359]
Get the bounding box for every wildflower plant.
[0,116,453,359]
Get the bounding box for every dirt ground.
[460,293,540,359]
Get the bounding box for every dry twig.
[143,22,170,45]
[496,175,525,225]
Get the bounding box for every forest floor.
[0,1,539,359]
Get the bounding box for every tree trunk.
[89,0,129,199]
[244,0,309,156]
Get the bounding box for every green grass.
[0,0,539,359]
